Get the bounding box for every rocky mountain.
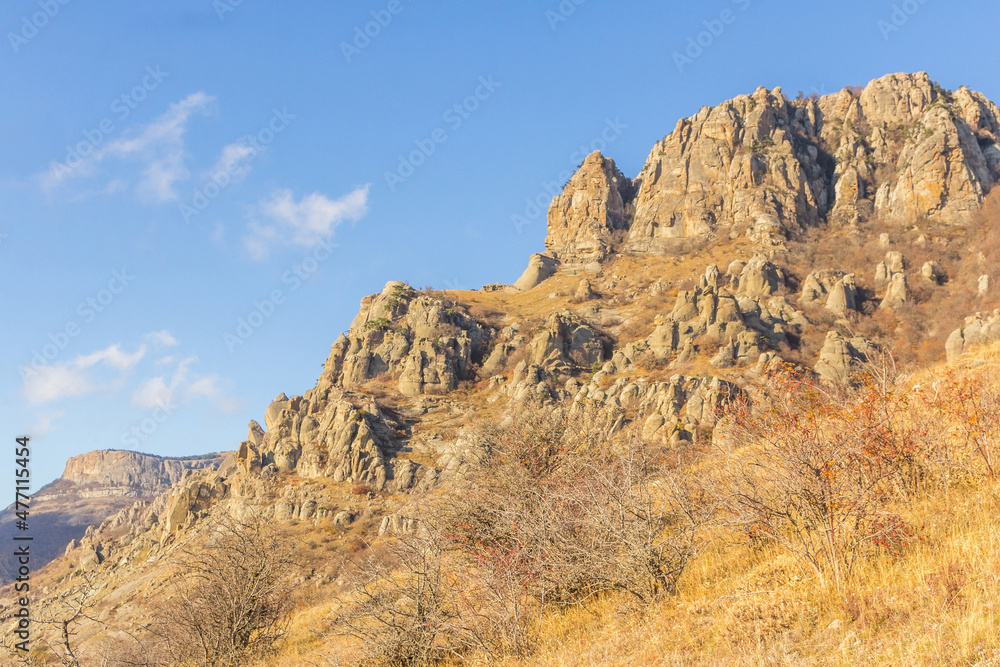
[6,72,1000,665]
[0,450,224,584]
[542,71,1000,269]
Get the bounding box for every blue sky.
[2,0,998,488]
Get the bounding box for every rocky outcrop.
[541,72,999,265]
[627,85,825,251]
[879,272,909,311]
[570,373,739,446]
[239,392,398,491]
[59,450,222,497]
[544,151,633,270]
[602,261,805,372]
[814,331,875,384]
[945,310,1000,361]
[525,311,605,373]
[514,253,559,291]
[0,451,224,583]
[161,471,230,534]
[317,282,491,397]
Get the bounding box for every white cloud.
[24,365,95,405]
[40,92,215,202]
[75,344,147,371]
[131,356,193,409]
[209,141,256,184]
[131,356,242,415]
[145,330,180,348]
[243,185,370,259]
[23,343,146,405]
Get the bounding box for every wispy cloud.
[131,355,242,415]
[40,92,215,202]
[243,185,371,259]
[24,343,146,405]
[208,141,256,184]
[145,330,180,348]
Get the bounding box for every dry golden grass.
[247,343,1000,667]
[437,476,993,667]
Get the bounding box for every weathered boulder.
[514,253,559,291]
[815,331,872,384]
[879,272,909,311]
[826,274,858,315]
[921,261,943,284]
[526,311,605,372]
[945,310,1000,361]
[736,255,785,298]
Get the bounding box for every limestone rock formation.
[238,391,402,491]
[544,151,632,270]
[921,261,943,284]
[815,331,873,384]
[317,282,490,397]
[627,85,825,251]
[526,311,605,373]
[59,450,221,495]
[514,253,559,291]
[945,310,1000,361]
[541,72,1000,264]
[879,272,909,311]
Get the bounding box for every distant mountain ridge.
[0,450,226,583]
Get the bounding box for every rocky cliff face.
[533,72,1000,269]
[56,450,220,497]
[544,152,633,271]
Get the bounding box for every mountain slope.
[5,71,1000,666]
[0,450,225,584]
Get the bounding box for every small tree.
[151,512,298,665]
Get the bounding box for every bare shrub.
[146,512,299,666]
[452,402,712,606]
[334,526,470,667]
[918,368,1000,480]
[717,364,922,588]
[333,402,712,663]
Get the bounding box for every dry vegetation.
[209,344,1000,667]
